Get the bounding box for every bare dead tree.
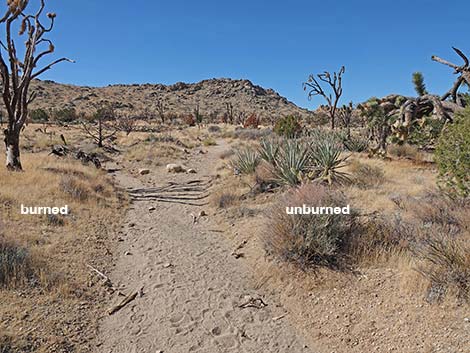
[432,47,470,105]
[224,102,234,124]
[81,105,118,147]
[115,113,136,136]
[155,98,166,124]
[303,66,345,130]
[0,0,73,170]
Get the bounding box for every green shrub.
[29,108,49,122]
[274,115,302,138]
[230,147,261,175]
[51,106,78,123]
[435,107,470,197]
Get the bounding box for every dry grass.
[0,152,124,352]
[388,143,421,161]
[348,159,385,189]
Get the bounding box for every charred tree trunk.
[4,128,22,170]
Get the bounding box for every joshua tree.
[412,72,428,96]
[338,102,354,138]
[1,0,73,170]
[432,47,470,105]
[155,98,166,123]
[303,66,345,130]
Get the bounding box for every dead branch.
[303,66,345,129]
[432,47,470,104]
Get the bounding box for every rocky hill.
[25,78,313,122]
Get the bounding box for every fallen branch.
[108,287,142,315]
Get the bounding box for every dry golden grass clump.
[0,153,124,351]
[387,143,421,160]
[348,159,385,189]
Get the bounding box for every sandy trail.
[98,141,313,353]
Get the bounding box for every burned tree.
[81,104,118,147]
[155,98,166,124]
[0,0,73,170]
[303,66,345,129]
[432,47,470,105]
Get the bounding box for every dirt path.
[97,141,314,353]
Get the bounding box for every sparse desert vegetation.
[0,1,469,353]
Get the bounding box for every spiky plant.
[273,139,313,186]
[343,134,369,152]
[230,148,261,175]
[259,138,280,166]
[310,140,350,185]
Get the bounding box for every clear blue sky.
[32,0,469,109]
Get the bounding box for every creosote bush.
[264,183,359,268]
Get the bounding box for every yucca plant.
[343,134,369,152]
[310,140,350,185]
[230,147,261,175]
[273,139,313,186]
[259,138,280,166]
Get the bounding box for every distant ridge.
[25,78,313,122]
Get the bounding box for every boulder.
[166,164,187,173]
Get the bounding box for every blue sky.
[28,0,470,109]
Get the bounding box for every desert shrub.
[0,239,34,288]
[202,137,217,146]
[208,125,221,133]
[243,113,259,129]
[51,106,78,123]
[230,128,272,140]
[349,160,385,188]
[415,234,470,302]
[59,175,89,201]
[343,134,369,152]
[435,107,470,197]
[212,191,238,209]
[264,183,358,268]
[219,149,235,159]
[388,143,419,160]
[183,114,196,126]
[230,148,261,174]
[350,214,413,263]
[274,115,302,138]
[29,108,49,122]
